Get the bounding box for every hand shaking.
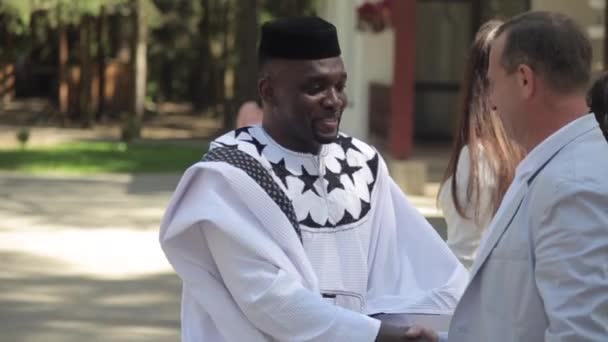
[375,323,438,342]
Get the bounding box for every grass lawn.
[0,141,208,174]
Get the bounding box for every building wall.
[321,0,606,144]
[319,0,394,142]
[321,1,478,141]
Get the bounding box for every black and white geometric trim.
[210,127,382,231]
[202,147,302,241]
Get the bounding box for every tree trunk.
[229,0,258,129]
[109,13,130,63]
[131,0,147,132]
[0,14,16,103]
[217,0,230,118]
[58,21,69,116]
[192,0,214,112]
[97,5,107,120]
[79,15,94,128]
[160,57,173,101]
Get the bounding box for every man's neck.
[261,122,322,155]
[522,94,589,153]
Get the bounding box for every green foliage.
[0,1,32,31]
[0,0,161,32]
[147,0,204,102]
[0,0,319,118]
[0,1,135,60]
[0,140,208,174]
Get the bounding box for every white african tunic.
[160,125,468,342]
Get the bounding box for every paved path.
[0,173,183,342]
[0,172,445,341]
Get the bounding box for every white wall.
[319,0,394,141]
[361,31,394,85]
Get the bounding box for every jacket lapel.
[468,184,528,281]
[467,116,599,281]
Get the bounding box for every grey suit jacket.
[446,116,608,342]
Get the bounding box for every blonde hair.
[441,20,525,226]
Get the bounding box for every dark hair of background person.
[587,71,608,141]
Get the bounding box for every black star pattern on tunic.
[336,157,362,184]
[359,199,371,218]
[298,165,320,196]
[217,142,239,150]
[270,158,292,188]
[336,208,356,226]
[335,199,371,226]
[338,136,362,154]
[367,153,379,179]
[324,167,344,194]
[299,213,335,228]
[366,153,379,194]
[202,147,301,240]
[300,213,319,228]
[234,126,251,139]
[243,136,267,156]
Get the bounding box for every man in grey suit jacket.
[407,11,608,342]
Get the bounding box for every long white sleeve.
[161,166,381,341]
[365,160,468,315]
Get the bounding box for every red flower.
[356,0,393,33]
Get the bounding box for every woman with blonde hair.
[438,20,524,269]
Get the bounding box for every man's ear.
[258,77,274,105]
[517,64,535,99]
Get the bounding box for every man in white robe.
[160,16,467,341]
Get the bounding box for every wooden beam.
[389,0,416,159]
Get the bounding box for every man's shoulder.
[206,125,271,161]
[199,126,277,185]
[527,129,608,215]
[532,129,608,191]
[210,126,258,148]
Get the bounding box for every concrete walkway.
[0,171,445,341]
[0,173,183,342]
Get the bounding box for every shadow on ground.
[0,251,180,342]
[0,174,181,231]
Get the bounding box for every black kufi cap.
[259,16,341,60]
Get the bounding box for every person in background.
[587,70,608,141]
[235,100,264,128]
[438,19,524,269]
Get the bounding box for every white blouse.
[438,145,496,270]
